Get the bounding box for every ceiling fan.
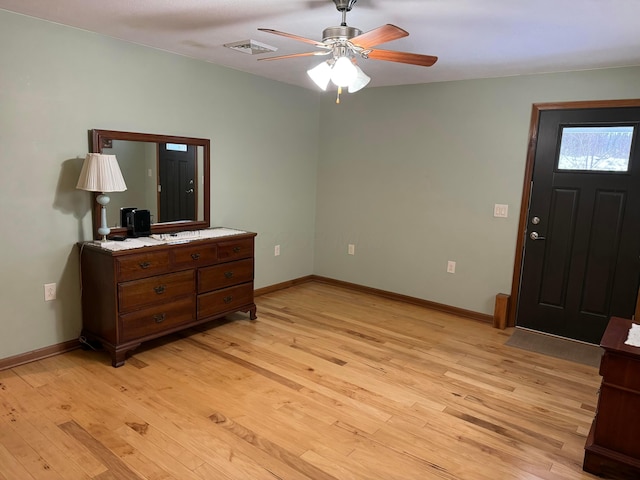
[258,0,438,101]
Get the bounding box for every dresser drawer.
[198,258,253,293]
[600,351,640,393]
[118,270,195,313]
[217,237,254,262]
[198,282,253,320]
[119,296,195,343]
[116,250,170,281]
[173,242,218,268]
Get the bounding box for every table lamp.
[76,153,127,241]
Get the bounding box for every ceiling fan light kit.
[307,58,370,90]
[307,61,333,90]
[331,55,356,86]
[258,0,437,102]
[348,65,370,93]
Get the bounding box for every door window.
[557,125,634,172]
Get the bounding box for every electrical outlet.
[447,261,456,274]
[348,244,355,255]
[44,283,56,301]
[274,245,280,256]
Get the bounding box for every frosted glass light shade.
[307,61,332,90]
[76,154,127,193]
[348,65,371,93]
[330,56,357,87]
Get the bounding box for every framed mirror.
[90,129,210,238]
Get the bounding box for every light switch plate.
[494,204,508,218]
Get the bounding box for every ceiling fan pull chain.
[336,86,342,104]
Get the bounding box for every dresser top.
[81,227,255,254]
[600,316,640,356]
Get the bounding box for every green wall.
[315,68,640,315]
[1,7,639,362]
[0,10,320,360]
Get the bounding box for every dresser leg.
[249,306,257,320]
[110,344,140,368]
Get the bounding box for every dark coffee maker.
[126,209,151,237]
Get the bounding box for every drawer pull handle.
[139,262,151,269]
[154,285,166,294]
[224,271,234,279]
[223,295,233,304]
[191,253,201,260]
[233,246,241,253]
[153,313,166,323]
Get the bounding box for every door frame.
[507,98,640,327]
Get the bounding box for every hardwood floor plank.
[1,369,109,477]
[114,423,203,480]
[2,414,91,479]
[299,449,372,480]
[0,420,64,479]
[0,282,601,480]
[58,421,142,480]
[184,331,396,431]
[0,443,37,480]
[79,349,326,479]
[210,411,341,480]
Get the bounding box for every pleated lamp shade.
[76,154,127,192]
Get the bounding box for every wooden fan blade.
[257,51,329,61]
[350,24,408,49]
[367,49,438,67]
[258,28,325,47]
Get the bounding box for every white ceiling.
[1,0,639,90]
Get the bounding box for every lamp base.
[97,193,111,241]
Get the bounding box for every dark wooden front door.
[158,143,196,223]
[516,106,640,344]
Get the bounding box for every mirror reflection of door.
[158,143,196,222]
[517,106,640,344]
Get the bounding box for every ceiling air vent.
[224,39,277,55]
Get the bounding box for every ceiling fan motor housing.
[323,26,362,42]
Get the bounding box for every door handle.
[530,231,546,241]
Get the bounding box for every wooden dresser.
[584,316,640,479]
[79,229,256,367]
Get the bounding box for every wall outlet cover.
[44,283,56,301]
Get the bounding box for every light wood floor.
[0,282,602,480]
